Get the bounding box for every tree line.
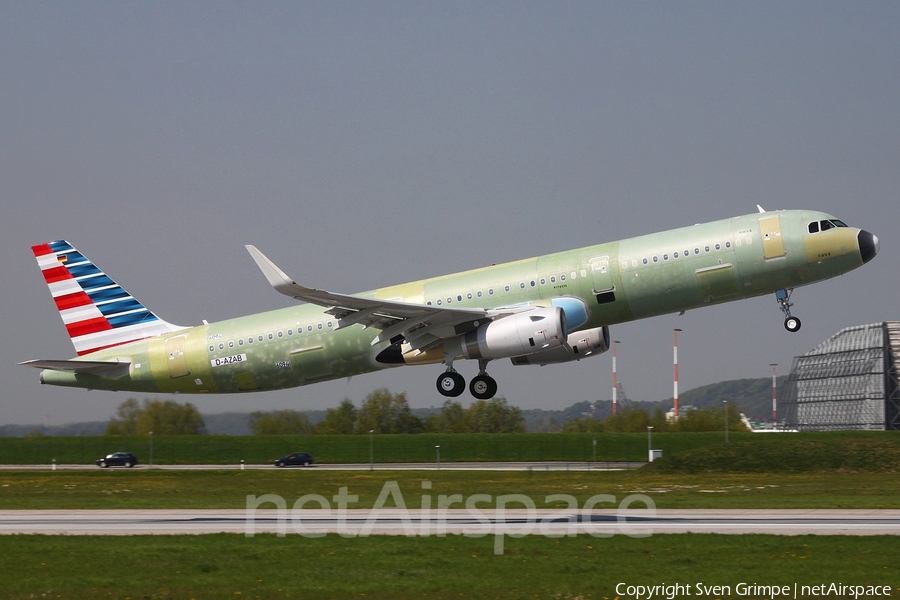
[104,391,747,436]
[104,390,525,436]
[249,389,525,435]
[106,398,206,435]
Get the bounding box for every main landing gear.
[776,288,801,332]
[436,359,498,400]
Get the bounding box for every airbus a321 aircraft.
[21,208,879,400]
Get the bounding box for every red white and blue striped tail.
[31,240,184,356]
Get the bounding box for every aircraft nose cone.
[858,230,879,264]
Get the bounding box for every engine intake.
[461,307,567,360]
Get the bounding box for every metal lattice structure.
[779,322,900,431]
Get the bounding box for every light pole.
[149,431,153,468]
[369,430,374,471]
[436,445,441,470]
[770,363,778,422]
[673,329,682,418]
[647,426,653,462]
[723,401,729,444]
[592,437,597,466]
[611,340,621,415]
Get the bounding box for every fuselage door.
[590,256,616,304]
[165,335,191,378]
[759,216,787,259]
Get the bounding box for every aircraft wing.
[246,245,514,351]
[18,359,131,379]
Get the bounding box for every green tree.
[436,399,468,433]
[316,399,358,434]
[106,398,206,435]
[354,389,423,434]
[466,397,525,433]
[248,410,313,435]
[673,402,747,433]
[603,407,651,433]
[650,407,671,432]
[106,398,141,435]
[560,416,604,433]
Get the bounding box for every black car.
[96,452,139,468]
[274,452,314,467]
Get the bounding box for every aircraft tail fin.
[31,240,184,356]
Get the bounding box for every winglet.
[245,245,306,298]
[757,205,766,213]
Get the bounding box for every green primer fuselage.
[41,210,869,394]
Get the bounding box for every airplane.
[20,207,879,400]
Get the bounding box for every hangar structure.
[779,322,900,431]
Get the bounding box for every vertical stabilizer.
[31,240,184,356]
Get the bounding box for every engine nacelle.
[460,307,567,360]
[510,326,610,366]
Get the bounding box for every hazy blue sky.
[1,2,897,426]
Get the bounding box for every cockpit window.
[809,219,849,234]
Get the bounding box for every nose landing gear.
[776,288,801,332]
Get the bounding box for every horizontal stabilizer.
[18,358,131,379]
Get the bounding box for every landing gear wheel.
[775,288,801,333]
[784,316,801,332]
[469,375,498,400]
[437,371,465,397]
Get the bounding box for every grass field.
[0,534,896,599]
[2,469,900,509]
[3,432,899,599]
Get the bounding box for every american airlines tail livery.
[21,208,879,400]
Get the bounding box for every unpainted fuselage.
[38,209,875,394]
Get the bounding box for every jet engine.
[460,307,567,360]
[510,325,610,366]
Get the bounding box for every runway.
[2,509,899,536]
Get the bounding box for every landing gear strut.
[776,288,801,332]
[435,359,498,399]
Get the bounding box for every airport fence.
[0,432,739,466]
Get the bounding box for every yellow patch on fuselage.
[803,228,857,263]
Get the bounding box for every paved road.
[0,461,640,471]
[2,509,898,536]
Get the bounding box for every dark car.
[274,452,314,467]
[95,452,139,468]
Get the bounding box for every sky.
[1,2,897,426]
